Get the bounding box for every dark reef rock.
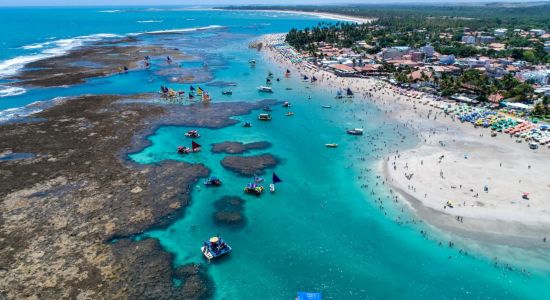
[0,93,276,299]
[220,154,278,177]
[10,37,187,87]
[212,196,246,227]
[211,141,271,154]
[112,238,212,300]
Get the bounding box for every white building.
[494,28,508,37]
[530,29,546,36]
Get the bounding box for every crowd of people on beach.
[261,34,546,276]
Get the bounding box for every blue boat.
[201,235,232,260]
[296,292,322,300]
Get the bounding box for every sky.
[0,0,543,6]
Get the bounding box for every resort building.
[461,35,476,44]
[494,28,508,37]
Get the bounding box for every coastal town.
[270,17,550,149]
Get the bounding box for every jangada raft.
[177,141,201,154]
[203,176,222,186]
[184,130,200,138]
[201,236,232,260]
[244,182,264,195]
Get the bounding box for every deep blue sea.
[1,6,550,299]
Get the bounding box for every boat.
[191,141,202,152]
[335,90,343,99]
[322,105,331,109]
[346,88,354,97]
[244,183,264,195]
[325,143,338,148]
[268,71,273,78]
[529,142,539,149]
[303,75,309,81]
[258,113,272,121]
[222,90,232,95]
[286,112,295,116]
[204,176,222,186]
[254,175,264,183]
[311,76,317,82]
[177,146,191,154]
[242,122,252,127]
[346,128,364,135]
[257,86,273,93]
[269,173,283,193]
[282,101,291,108]
[263,106,273,112]
[296,292,322,300]
[184,130,200,138]
[201,236,232,260]
[249,59,256,65]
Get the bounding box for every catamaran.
[201,235,232,260]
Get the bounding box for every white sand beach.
[260,33,550,247]
[216,9,375,24]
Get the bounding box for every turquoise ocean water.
[1,7,550,299]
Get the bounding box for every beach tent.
[297,292,322,300]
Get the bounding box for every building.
[494,28,508,37]
[461,36,476,44]
[478,36,496,44]
[420,45,435,57]
[465,57,491,68]
[545,41,550,54]
[519,70,550,85]
[411,51,425,62]
[382,48,404,60]
[439,55,455,65]
[530,29,546,36]
[486,66,507,79]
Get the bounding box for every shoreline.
[259,33,550,249]
[213,8,375,24]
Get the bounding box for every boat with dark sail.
[269,173,282,193]
[346,88,354,98]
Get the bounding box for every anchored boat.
[282,101,291,108]
[346,128,364,136]
[244,183,264,195]
[257,86,273,93]
[184,130,200,138]
[269,173,282,193]
[222,90,232,95]
[325,143,338,148]
[201,236,232,260]
[258,113,272,121]
[203,176,222,186]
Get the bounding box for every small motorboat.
[222,90,232,95]
[249,59,256,65]
[322,105,331,109]
[184,130,200,138]
[346,128,364,136]
[201,236,232,260]
[242,122,252,127]
[244,183,264,195]
[269,183,275,193]
[285,87,293,90]
[204,176,222,186]
[282,101,291,108]
[258,113,272,121]
[286,112,295,116]
[325,143,338,148]
[263,106,273,112]
[254,175,264,183]
[257,86,273,93]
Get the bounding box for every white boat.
[257,86,273,93]
[269,183,275,193]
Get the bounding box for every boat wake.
[137,20,164,23]
[0,86,26,98]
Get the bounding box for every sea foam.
[1,34,121,78]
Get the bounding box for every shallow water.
[2,7,550,299]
